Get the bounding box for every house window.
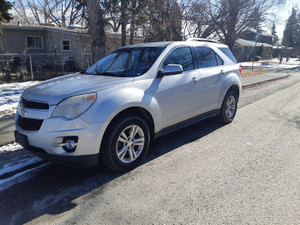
[26,36,43,49]
[61,40,70,52]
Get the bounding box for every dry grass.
[242,70,267,77]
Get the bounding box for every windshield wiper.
[85,71,117,76]
[98,72,118,76]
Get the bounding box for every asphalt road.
[0,115,15,146]
[0,73,300,224]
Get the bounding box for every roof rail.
[186,38,219,43]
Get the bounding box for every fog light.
[53,136,78,152]
[62,136,78,152]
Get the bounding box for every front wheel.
[217,90,238,124]
[100,114,151,172]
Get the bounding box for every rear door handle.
[192,77,200,83]
[220,70,225,76]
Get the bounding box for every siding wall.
[0,29,46,54]
[0,26,145,70]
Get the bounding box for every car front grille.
[21,98,49,110]
[18,116,43,131]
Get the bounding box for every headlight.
[52,93,97,119]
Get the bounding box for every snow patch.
[240,57,300,69]
[0,163,49,191]
[0,142,48,191]
[0,156,43,177]
[0,81,40,118]
[0,143,22,153]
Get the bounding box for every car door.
[194,47,224,112]
[156,46,201,128]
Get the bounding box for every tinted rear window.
[194,47,218,68]
[218,47,237,63]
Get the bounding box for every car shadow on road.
[0,117,224,224]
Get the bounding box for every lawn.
[242,70,267,77]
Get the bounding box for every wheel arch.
[226,84,240,100]
[104,106,155,141]
[99,106,155,170]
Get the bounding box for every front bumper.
[15,131,99,168]
[15,130,99,168]
[15,111,110,168]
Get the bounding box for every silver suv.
[15,40,242,172]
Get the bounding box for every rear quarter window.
[194,47,222,68]
[218,47,237,63]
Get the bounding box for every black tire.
[217,89,238,124]
[100,114,151,172]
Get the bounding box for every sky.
[8,0,300,40]
[271,0,300,39]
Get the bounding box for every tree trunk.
[129,0,137,44]
[121,0,127,46]
[86,0,106,63]
[225,1,238,50]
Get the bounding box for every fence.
[0,53,81,82]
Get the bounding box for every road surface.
[0,72,299,224]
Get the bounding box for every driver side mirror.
[157,64,183,77]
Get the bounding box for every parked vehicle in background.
[15,39,242,172]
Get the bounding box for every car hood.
[22,73,134,105]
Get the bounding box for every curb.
[242,75,290,89]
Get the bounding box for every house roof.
[244,27,275,38]
[234,38,273,48]
[1,23,144,39]
[273,46,295,49]
[2,23,88,34]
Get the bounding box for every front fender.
[80,87,160,131]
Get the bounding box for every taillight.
[239,66,243,77]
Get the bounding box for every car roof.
[120,40,229,49]
[120,42,173,48]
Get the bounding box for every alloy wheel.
[115,125,145,163]
[225,95,236,120]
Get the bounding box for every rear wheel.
[100,114,150,172]
[218,90,238,124]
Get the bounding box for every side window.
[218,47,237,63]
[163,47,194,71]
[194,47,218,68]
[216,53,223,65]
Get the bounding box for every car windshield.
[85,47,165,77]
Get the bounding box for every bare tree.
[102,0,121,32]
[102,0,146,45]
[126,0,147,44]
[182,1,216,39]
[192,0,286,49]
[143,0,183,41]
[12,0,86,27]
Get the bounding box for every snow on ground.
[0,142,22,152]
[0,163,49,191]
[0,142,49,191]
[0,81,39,118]
[0,155,43,177]
[240,57,300,69]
